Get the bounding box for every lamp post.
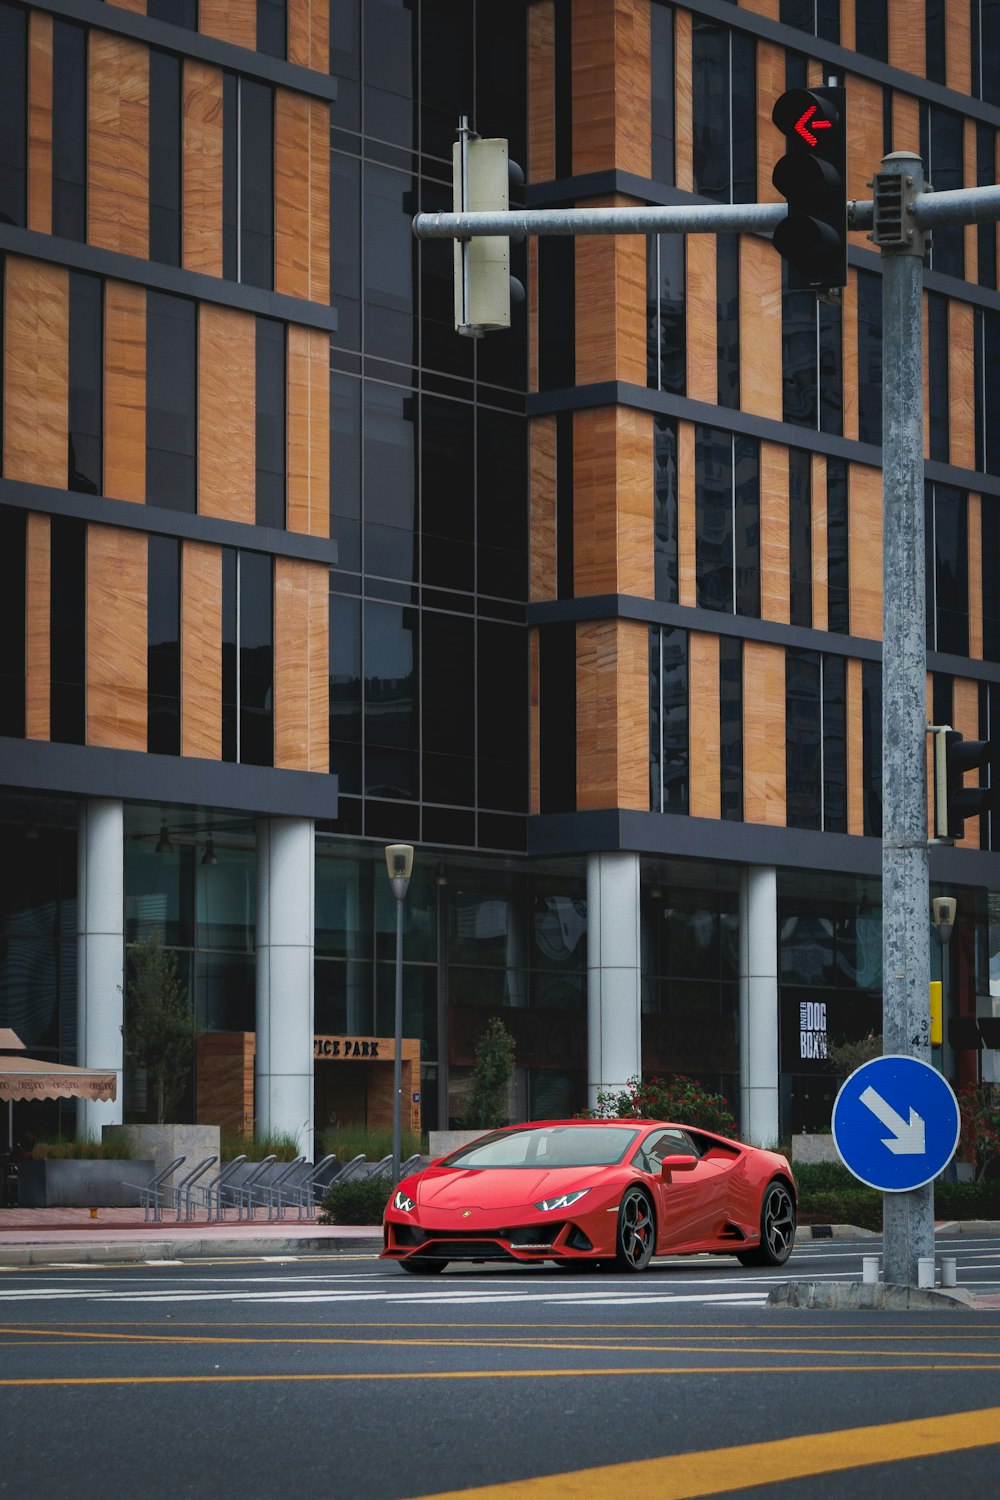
[385,844,414,1186]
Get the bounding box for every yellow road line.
[409,1406,1000,1500]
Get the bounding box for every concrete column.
[739,866,780,1146]
[255,817,315,1158]
[587,852,642,1108]
[76,799,125,1139]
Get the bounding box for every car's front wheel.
[737,1180,796,1267]
[614,1187,655,1272]
[397,1257,447,1274]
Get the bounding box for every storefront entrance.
[313,1035,421,1135]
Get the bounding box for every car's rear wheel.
[614,1187,655,1272]
[737,1180,796,1267]
[397,1257,447,1274]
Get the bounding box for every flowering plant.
[958,1083,1000,1181]
[581,1074,739,1138]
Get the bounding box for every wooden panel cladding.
[742,640,785,826]
[574,195,645,385]
[945,0,971,94]
[3,257,68,488]
[739,236,781,421]
[739,0,778,16]
[965,120,978,284]
[197,304,255,523]
[528,235,540,394]
[842,270,859,443]
[576,618,649,811]
[104,281,146,504]
[196,1032,254,1135]
[573,406,654,598]
[759,441,789,624]
[847,657,864,836]
[949,299,976,471]
[86,525,147,751]
[88,31,149,259]
[528,0,556,185]
[678,420,697,607]
[839,0,855,51]
[845,75,882,248]
[27,11,53,234]
[756,41,784,206]
[25,514,51,741]
[892,93,920,156]
[183,60,224,277]
[106,0,146,11]
[674,8,693,192]
[199,0,256,51]
[288,0,329,73]
[529,629,541,815]
[181,540,222,759]
[810,454,828,632]
[952,676,981,849]
[685,234,716,404]
[572,0,650,178]
[275,90,331,304]
[888,2,924,78]
[286,324,331,538]
[688,632,721,820]
[530,415,557,604]
[274,557,330,772]
[969,494,983,660]
[848,463,882,640]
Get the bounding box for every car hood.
[414,1165,605,1211]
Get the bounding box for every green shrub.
[220,1131,302,1162]
[583,1075,738,1138]
[315,1126,425,1166]
[31,1137,134,1161]
[935,1180,1000,1220]
[798,1188,882,1232]
[319,1173,392,1225]
[792,1161,859,1193]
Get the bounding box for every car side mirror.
[660,1154,698,1181]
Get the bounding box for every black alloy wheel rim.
[763,1183,795,1260]
[619,1188,654,1268]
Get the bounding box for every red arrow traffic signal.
[795,105,832,147]
[771,86,846,290]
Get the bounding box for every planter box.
[791,1134,840,1165]
[105,1125,220,1194]
[17,1159,155,1209]
[428,1129,490,1159]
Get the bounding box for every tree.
[583,1075,739,1138]
[464,1017,517,1130]
[125,931,194,1124]
[825,1031,883,1080]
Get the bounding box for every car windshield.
[443,1125,640,1170]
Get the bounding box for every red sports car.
[382,1119,797,1274]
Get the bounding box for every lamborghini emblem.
[461,1210,473,1218]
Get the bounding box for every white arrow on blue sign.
[831,1054,961,1192]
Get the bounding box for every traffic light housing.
[932,727,991,840]
[771,86,847,291]
[453,131,513,337]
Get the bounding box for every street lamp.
[385,844,414,1186]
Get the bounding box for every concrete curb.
[0,1237,384,1266]
[768,1279,977,1311]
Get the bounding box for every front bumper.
[382,1216,596,1263]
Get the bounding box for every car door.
[637,1129,736,1250]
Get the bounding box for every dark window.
[786,649,821,830]
[256,318,285,528]
[330,369,361,571]
[789,448,812,628]
[147,534,181,755]
[223,76,274,288]
[421,394,474,595]
[855,0,888,60]
[730,31,756,204]
[978,308,1000,477]
[364,381,416,582]
[0,504,26,736]
[654,416,678,604]
[780,0,839,40]
[977,125,997,290]
[734,436,760,618]
[257,0,286,59]
[364,162,416,366]
[52,20,87,241]
[927,292,949,462]
[692,22,756,204]
[422,611,474,806]
[538,622,575,814]
[148,0,197,26]
[818,295,842,436]
[146,292,197,512]
[331,152,360,349]
[149,50,182,267]
[329,590,361,793]
[719,635,742,821]
[50,515,86,746]
[477,408,528,603]
[556,410,574,600]
[239,551,274,767]
[983,497,1000,662]
[650,2,674,187]
[857,269,881,447]
[716,233,740,409]
[823,654,847,833]
[330,0,360,131]
[826,458,849,635]
[925,0,946,85]
[783,284,817,429]
[695,425,732,613]
[554,0,573,180]
[0,3,27,227]
[650,625,688,814]
[68,272,102,495]
[929,484,969,656]
[221,548,237,762]
[478,620,527,813]
[921,104,964,278]
[364,599,417,800]
[647,234,685,395]
[861,660,882,837]
[538,238,575,390]
[972,1,1000,106]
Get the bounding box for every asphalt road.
[2,1239,1000,1500]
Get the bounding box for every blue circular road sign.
[831,1054,961,1192]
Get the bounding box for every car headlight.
[534,1189,590,1212]
[392,1189,416,1212]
